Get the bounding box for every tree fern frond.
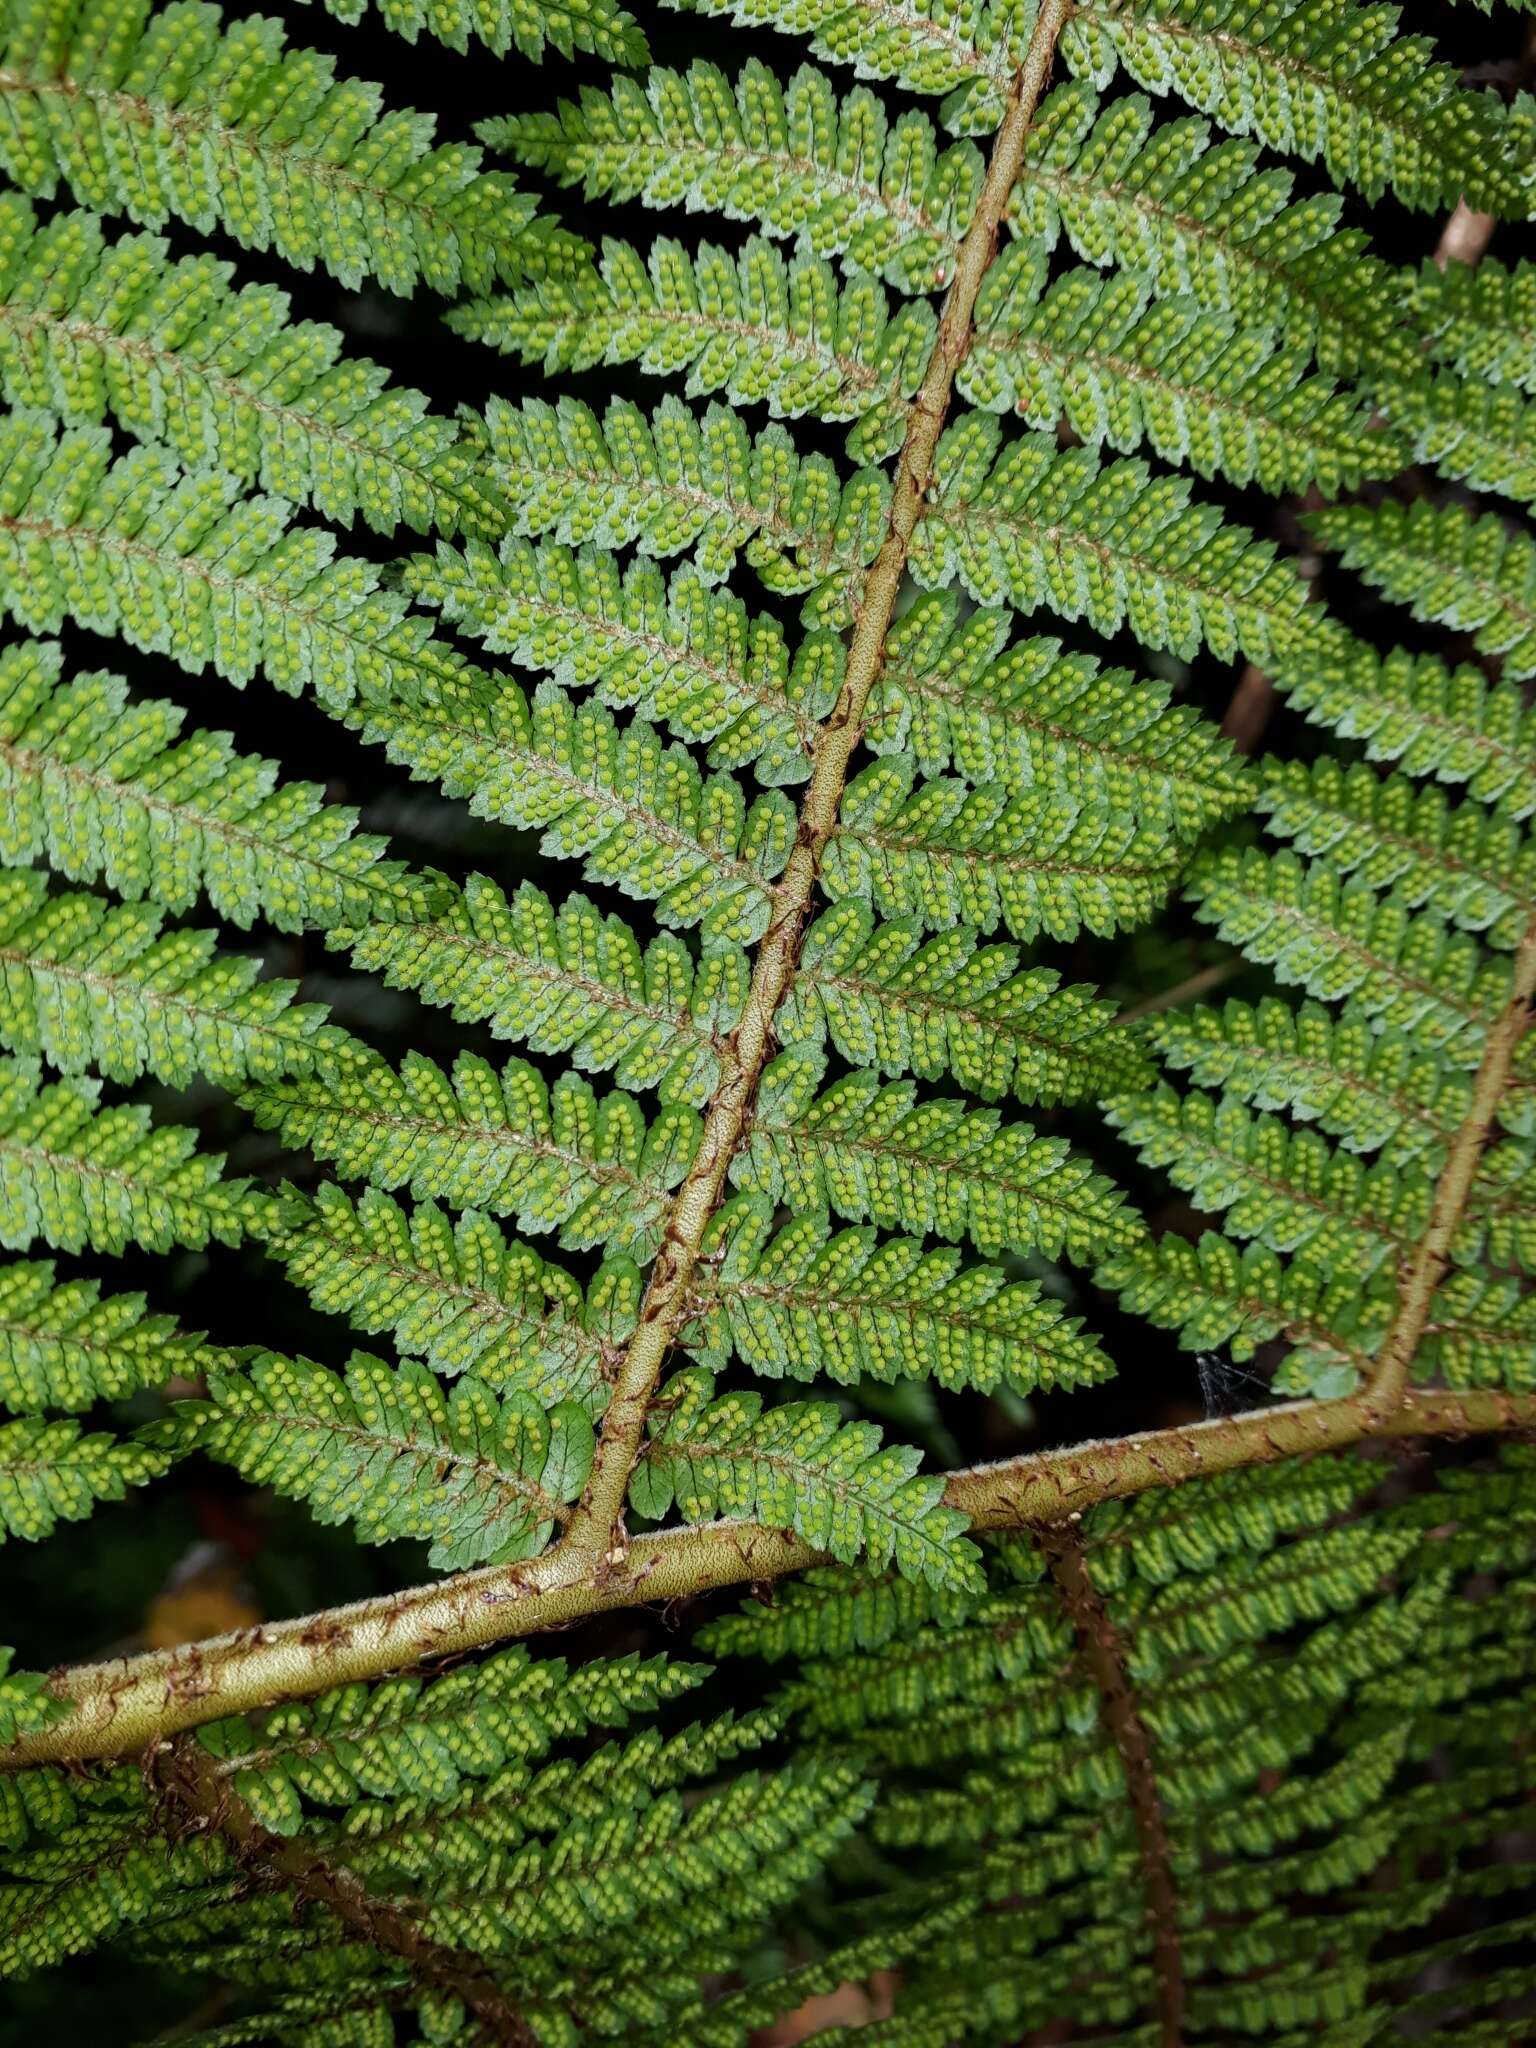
[461,392,887,617]
[739,1050,1137,1262]
[1256,757,1536,949]
[245,1051,699,1258]
[1413,255,1536,394]
[356,679,793,943]
[913,420,1312,663]
[160,1352,595,1571]
[1062,0,1528,214]
[300,0,650,63]
[964,243,1399,493]
[0,1056,250,1256]
[0,415,488,714]
[1384,371,1536,514]
[0,869,351,1091]
[260,1184,626,1406]
[823,754,1185,941]
[0,200,498,540]
[1186,846,1511,1062]
[0,1261,221,1416]
[0,0,578,296]
[484,61,981,295]
[1310,498,1536,681]
[630,1365,980,1587]
[690,1193,1113,1395]
[400,535,836,783]
[781,899,1149,1102]
[0,643,441,935]
[0,1416,167,1543]
[452,237,933,464]
[866,593,1245,835]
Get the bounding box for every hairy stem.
[1037,1523,1182,2046]
[1365,911,1536,1411]
[6,1387,1531,1769]
[153,1737,534,2047]
[563,0,1072,1556]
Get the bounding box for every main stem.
[563,0,1072,1557]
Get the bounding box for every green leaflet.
[630,1366,981,1588]
[963,242,1400,494]
[0,199,498,539]
[1310,498,1536,682]
[191,1645,704,1835]
[401,535,839,784]
[824,753,1185,942]
[912,418,1314,664]
[460,392,888,620]
[0,414,488,714]
[689,1194,1113,1396]
[260,1184,628,1408]
[1188,845,1519,1068]
[1380,370,1536,513]
[1412,254,1536,394]
[0,1416,168,1543]
[0,642,441,934]
[0,1261,221,1416]
[299,0,649,63]
[1061,0,1528,214]
[0,869,351,1091]
[0,0,577,295]
[160,1352,595,1571]
[865,592,1245,836]
[356,677,793,944]
[486,60,982,294]
[244,1051,699,1259]
[0,1055,251,1256]
[738,1049,1137,1263]
[453,236,934,464]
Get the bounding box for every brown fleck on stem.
[153,1737,534,2048]
[562,0,1073,1559]
[1364,911,1536,1413]
[1036,1523,1183,2045]
[7,1388,1533,1769]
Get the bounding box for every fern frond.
[1413,254,1536,394]
[260,1184,625,1406]
[461,392,887,617]
[0,200,497,539]
[1256,757,1536,949]
[0,0,576,296]
[0,870,350,1091]
[1186,846,1512,1061]
[0,643,440,934]
[1061,0,1528,213]
[400,535,835,783]
[690,1193,1113,1395]
[0,1416,167,1543]
[630,1365,980,1587]
[964,243,1398,493]
[357,678,793,943]
[453,237,932,464]
[244,1051,699,1258]
[300,0,649,63]
[0,1056,249,1255]
[823,754,1185,941]
[781,899,1149,1102]
[913,420,1311,663]
[0,1262,218,1416]
[485,61,981,295]
[866,593,1245,835]
[0,415,486,714]
[1310,498,1536,681]
[161,1352,595,1571]
[739,1050,1137,1262]
[1385,372,1536,514]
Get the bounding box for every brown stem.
[1036,1523,1183,2045]
[561,0,1073,1557]
[153,1737,534,2047]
